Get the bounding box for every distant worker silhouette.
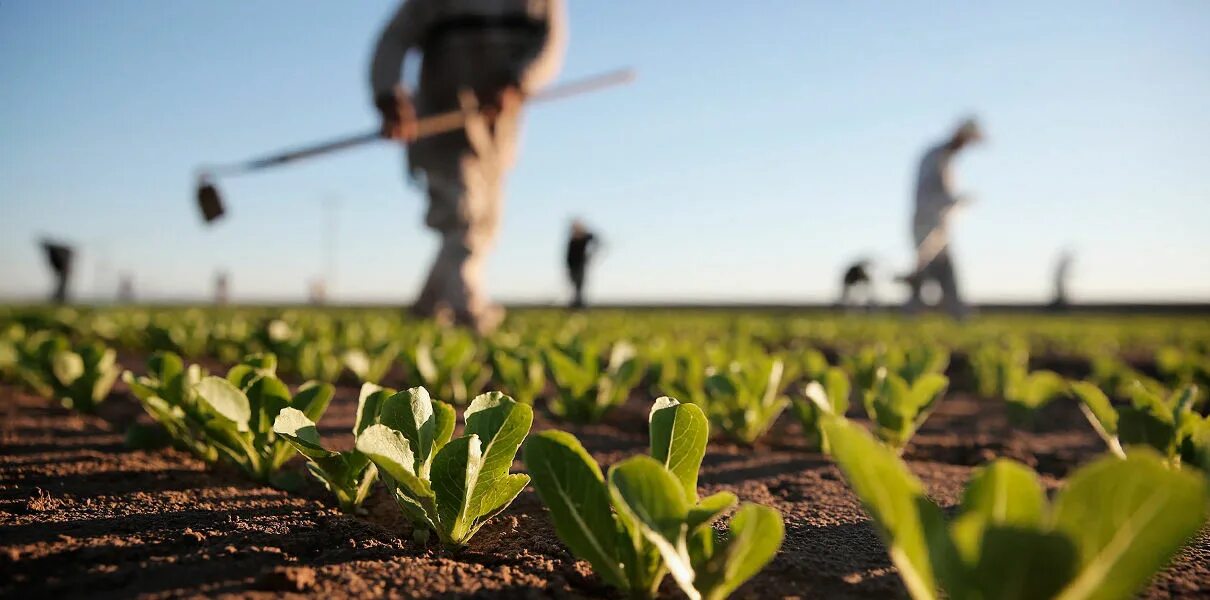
[1051,250,1074,309]
[41,240,74,304]
[565,220,598,309]
[902,118,983,318]
[838,260,875,309]
[371,0,567,334]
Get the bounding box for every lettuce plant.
[545,341,643,423]
[273,383,395,512]
[296,340,342,382]
[342,340,400,384]
[862,368,948,453]
[525,397,784,600]
[18,333,121,413]
[824,416,1208,600]
[968,340,1028,399]
[791,367,850,452]
[1071,381,1202,467]
[402,332,492,404]
[356,388,531,547]
[657,352,709,405]
[1003,370,1068,427]
[123,351,216,461]
[968,342,1066,425]
[191,354,334,483]
[488,345,546,405]
[702,358,789,445]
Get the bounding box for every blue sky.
[2,1,1208,304]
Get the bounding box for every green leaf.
[354,382,389,436]
[1117,406,1176,456]
[686,491,737,532]
[195,376,252,432]
[272,407,337,459]
[464,392,533,523]
[246,375,292,435]
[52,351,84,386]
[960,460,1046,528]
[343,349,371,380]
[692,503,785,600]
[290,380,333,424]
[380,387,441,476]
[823,417,940,600]
[649,397,709,503]
[523,431,627,590]
[433,399,456,449]
[1071,381,1120,441]
[1016,370,1068,409]
[964,526,1078,600]
[356,423,437,512]
[1053,451,1209,600]
[608,455,695,596]
[431,435,483,545]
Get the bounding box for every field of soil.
[2,367,1208,599]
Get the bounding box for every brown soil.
[1,379,1206,599]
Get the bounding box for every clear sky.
[2,1,1208,304]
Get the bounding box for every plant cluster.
[823,416,1209,600]
[525,397,784,600]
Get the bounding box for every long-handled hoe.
[195,68,635,224]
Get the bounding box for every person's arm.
[369,0,431,139]
[519,0,568,94]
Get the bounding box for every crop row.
[2,308,1209,599]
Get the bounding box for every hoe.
[195,69,635,224]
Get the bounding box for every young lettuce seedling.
[702,358,790,445]
[16,333,121,413]
[862,368,948,454]
[356,388,531,547]
[1071,380,1204,467]
[123,351,217,461]
[968,342,1066,426]
[1003,370,1068,427]
[545,341,643,424]
[791,367,850,453]
[525,397,784,600]
[488,345,546,405]
[272,383,395,513]
[342,340,400,384]
[823,416,1208,600]
[191,353,334,484]
[402,331,492,404]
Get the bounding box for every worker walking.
[41,240,74,304]
[1051,249,1074,309]
[903,118,983,318]
[371,0,567,333]
[565,219,597,309]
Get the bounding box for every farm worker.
[904,117,983,318]
[40,240,74,304]
[565,219,598,309]
[371,0,568,333]
[1051,249,1074,309]
[838,259,875,310]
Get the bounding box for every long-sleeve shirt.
[912,142,960,244]
[369,0,567,113]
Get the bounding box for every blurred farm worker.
[565,219,598,309]
[371,0,567,334]
[838,259,875,309]
[40,240,74,304]
[903,117,983,318]
[1051,249,1074,309]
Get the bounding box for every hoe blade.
[197,181,225,223]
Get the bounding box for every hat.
[955,117,984,143]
